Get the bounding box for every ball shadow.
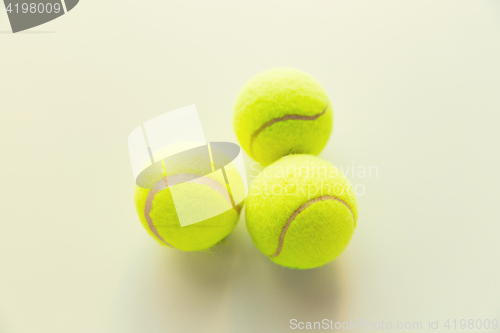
[116,218,345,333]
[117,226,246,333]
[225,238,345,333]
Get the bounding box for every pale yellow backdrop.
[1,1,499,332]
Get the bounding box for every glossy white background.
[1,1,499,332]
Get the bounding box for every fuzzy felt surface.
[233,68,333,166]
[134,183,240,251]
[133,143,242,251]
[245,155,358,269]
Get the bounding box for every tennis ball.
[233,68,333,166]
[245,155,358,269]
[134,143,244,251]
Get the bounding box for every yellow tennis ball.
[133,143,244,251]
[233,68,333,166]
[245,155,358,269]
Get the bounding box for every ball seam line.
[143,174,235,248]
[249,104,329,156]
[268,195,354,258]
[144,188,177,248]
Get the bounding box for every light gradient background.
[1,1,499,332]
